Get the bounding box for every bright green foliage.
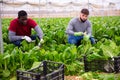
[0,16,120,79]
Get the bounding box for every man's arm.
[86,21,92,36]
[66,19,74,35]
[8,31,24,42]
[34,25,43,39]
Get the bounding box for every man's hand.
[74,32,83,36]
[84,35,90,41]
[22,36,32,42]
[38,39,44,47]
[83,31,87,36]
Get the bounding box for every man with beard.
[8,10,44,47]
[66,8,95,46]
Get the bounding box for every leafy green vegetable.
[30,62,41,69]
[1,17,120,79]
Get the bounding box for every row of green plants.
[0,16,120,80]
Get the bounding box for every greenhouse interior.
[0,0,120,80]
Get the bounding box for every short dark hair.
[81,8,89,15]
[18,10,27,19]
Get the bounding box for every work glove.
[84,35,90,41]
[38,39,44,47]
[22,36,32,42]
[74,32,83,36]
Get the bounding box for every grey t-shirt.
[66,17,92,36]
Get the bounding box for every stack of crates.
[17,61,64,80]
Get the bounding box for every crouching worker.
[8,10,44,47]
[66,8,95,46]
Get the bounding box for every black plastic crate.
[83,56,120,73]
[114,56,120,73]
[17,61,64,80]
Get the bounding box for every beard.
[80,18,87,23]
